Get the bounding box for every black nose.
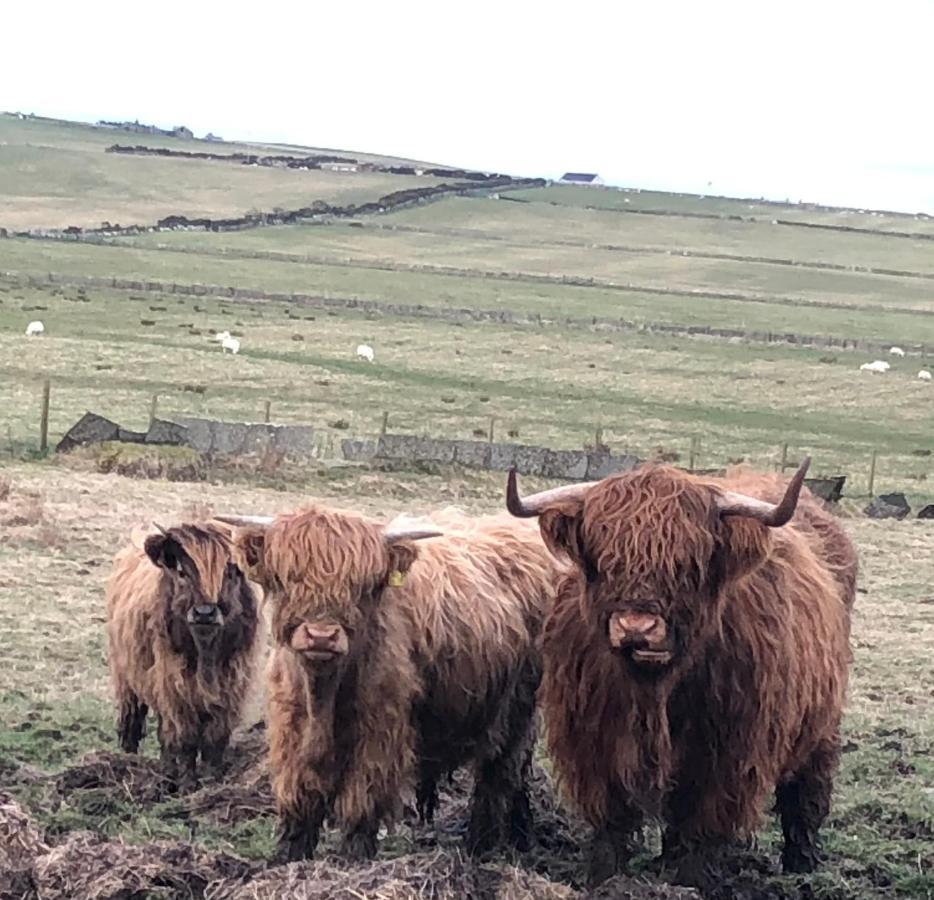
[190,604,221,624]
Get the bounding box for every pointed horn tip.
[505,468,533,518]
[214,514,274,526]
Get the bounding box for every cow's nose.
[304,623,340,643]
[191,604,222,624]
[609,611,667,646]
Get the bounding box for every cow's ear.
[387,540,419,580]
[721,516,771,582]
[232,526,268,585]
[539,504,586,566]
[144,534,183,570]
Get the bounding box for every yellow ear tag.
[389,570,406,588]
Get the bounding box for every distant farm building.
[204,132,224,142]
[558,172,603,186]
[321,161,359,173]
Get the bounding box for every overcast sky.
[4,0,933,213]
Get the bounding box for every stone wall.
[55,414,848,499]
[364,433,641,479]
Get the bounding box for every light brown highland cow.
[106,522,261,789]
[225,506,562,861]
[506,459,856,886]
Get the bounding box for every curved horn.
[716,456,811,527]
[213,515,275,527]
[506,468,596,518]
[384,515,443,543]
[152,522,168,535]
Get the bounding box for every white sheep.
[859,360,890,374]
[221,335,240,354]
[889,346,906,357]
[25,320,44,337]
[919,370,932,381]
[356,343,375,363]
[214,330,231,342]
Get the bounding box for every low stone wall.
[56,414,848,500]
[171,417,316,458]
[56,411,318,459]
[360,433,641,479]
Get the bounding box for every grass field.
[0,115,443,230]
[1,464,932,898]
[1,114,933,898]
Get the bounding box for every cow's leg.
[586,798,644,887]
[467,660,539,855]
[277,792,327,862]
[340,815,380,860]
[157,714,199,792]
[777,736,839,874]
[416,758,442,825]
[117,691,147,754]
[200,716,231,781]
[663,778,752,888]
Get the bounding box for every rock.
[145,418,188,446]
[804,475,846,504]
[864,492,911,520]
[57,412,123,452]
[917,504,934,519]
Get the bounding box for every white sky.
[4,0,934,212]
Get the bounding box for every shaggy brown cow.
[224,506,560,861]
[506,458,855,885]
[106,522,260,789]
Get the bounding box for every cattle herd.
[103,457,857,889]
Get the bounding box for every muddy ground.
[3,719,929,900]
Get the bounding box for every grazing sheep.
[222,335,241,354]
[919,370,932,381]
[356,343,375,363]
[25,321,44,337]
[214,330,231,342]
[859,360,889,373]
[889,346,906,357]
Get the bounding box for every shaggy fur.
[533,465,855,885]
[106,522,260,789]
[235,506,561,861]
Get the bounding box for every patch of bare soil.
[46,723,273,827]
[2,723,850,900]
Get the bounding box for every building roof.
[559,172,599,183]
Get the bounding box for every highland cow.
[506,458,855,886]
[223,506,561,861]
[106,522,260,790]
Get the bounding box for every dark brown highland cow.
[506,459,856,885]
[223,506,562,861]
[106,522,260,789]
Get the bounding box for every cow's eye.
[583,554,599,584]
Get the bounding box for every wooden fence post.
[780,442,789,472]
[688,436,699,472]
[488,416,495,443]
[39,378,51,454]
[149,393,159,428]
[380,411,389,436]
[264,400,271,423]
[868,450,878,497]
